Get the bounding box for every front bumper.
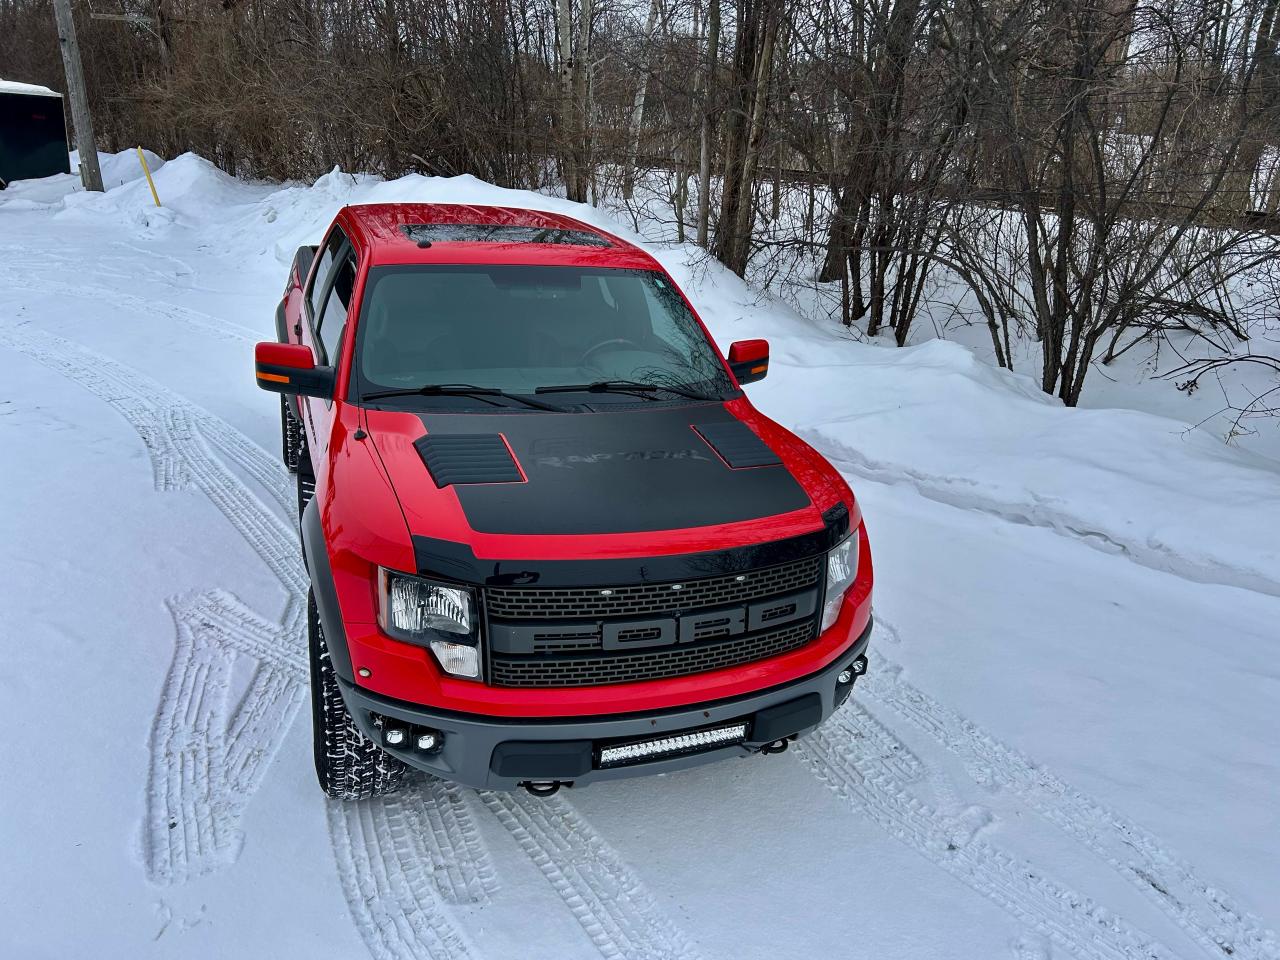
[339,619,872,790]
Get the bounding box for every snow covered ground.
[1,153,1278,960]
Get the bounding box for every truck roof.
[339,203,661,270]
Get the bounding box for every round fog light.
[416,732,440,752]
[383,728,407,747]
[837,669,853,685]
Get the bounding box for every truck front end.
[263,203,874,797]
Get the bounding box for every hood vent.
[693,421,781,468]
[414,434,523,487]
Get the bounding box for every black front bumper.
[339,620,871,790]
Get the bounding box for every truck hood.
[363,403,823,548]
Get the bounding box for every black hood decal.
[416,405,810,535]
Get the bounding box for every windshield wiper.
[534,379,716,402]
[363,382,565,412]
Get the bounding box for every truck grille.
[489,621,816,687]
[482,555,825,687]
[485,555,823,620]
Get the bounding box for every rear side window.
[317,252,356,363]
[307,227,347,318]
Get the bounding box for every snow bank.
[2,148,169,207]
[229,168,600,269]
[770,337,1280,594]
[658,259,1280,594]
[83,147,167,191]
[8,153,1279,596]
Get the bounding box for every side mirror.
[254,342,335,400]
[728,339,770,385]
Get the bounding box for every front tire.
[281,396,303,473]
[309,590,408,800]
[297,459,315,524]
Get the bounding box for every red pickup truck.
[255,203,873,799]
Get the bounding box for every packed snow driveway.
[1,155,1277,960]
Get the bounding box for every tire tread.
[309,592,407,801]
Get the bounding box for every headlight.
[821,534,859,632]
[377,568,481,679]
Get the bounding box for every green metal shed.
[0,80,71,188]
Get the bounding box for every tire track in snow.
[327,790,481,960]
[0,324,190,492]
[0,323,309,881]
[862,621,1278,960]
[0,324,499,937]
[480,790,703,960]
[797,702,1183,960]
[329,778,498,906]
[145,590,305,883]
[0,271,262,344]
[0,321,310,882]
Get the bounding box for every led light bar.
[598,723,749,768]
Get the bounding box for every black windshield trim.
[534,380,721,402]
[362,383,566,413]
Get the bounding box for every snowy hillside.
[1,153,1277,960]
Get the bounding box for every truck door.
[300,226,357,466]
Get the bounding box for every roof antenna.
[399,223,432,248]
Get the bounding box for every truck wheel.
[309,591,407,800]
[297,460,315,523]
[280,397,303,474]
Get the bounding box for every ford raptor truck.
[254,203,873,799]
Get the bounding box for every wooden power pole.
[52,0,104,192]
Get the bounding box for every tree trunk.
[696,0,720,248]
[725,8,777,274]
[1225,0,1280,212]
[556,0,578,199]
[572,0,594,203]
[622,0,662,199]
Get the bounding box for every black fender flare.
[301,498,355,682]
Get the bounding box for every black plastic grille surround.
[489,621,817,687]
[485,555,823,620]
[482,554,826,687]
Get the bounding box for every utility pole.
[52,0,104,192]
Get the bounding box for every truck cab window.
[307,228,347,320]
[317,252,356,364]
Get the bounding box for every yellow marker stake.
[136,146,161,207]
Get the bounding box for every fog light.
[838,669,853,685]
[383,727,408,747]
[429,640,480,679]
[416,731,441,752]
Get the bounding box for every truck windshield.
[354,265,735,403]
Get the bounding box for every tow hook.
[522,781,569,797]
[760,738,791,755]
